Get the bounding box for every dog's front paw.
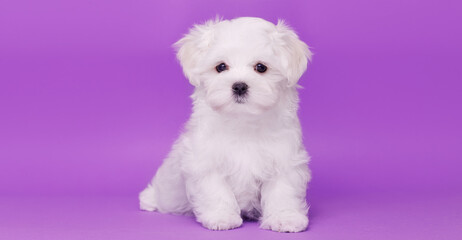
[260,211,308,233]
[199,211,243,231]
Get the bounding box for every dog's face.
[175,17,312,115]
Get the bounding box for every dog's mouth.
[233,94,248,104]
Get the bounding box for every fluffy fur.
[140,17,313,232]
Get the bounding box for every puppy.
[140,17,313,232]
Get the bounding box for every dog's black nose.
[232,82,248,96]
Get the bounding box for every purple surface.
[1,193,461,239]
[0,0,461,239]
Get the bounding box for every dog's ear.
[173,19,219,87]
[274,20,313,87]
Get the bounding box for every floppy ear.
[173,19,218,86]
[274,20,313,87]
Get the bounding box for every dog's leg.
[186,173,243,230]
[139,150,191,214]
[139,183,157,211]
[259,164,310,233]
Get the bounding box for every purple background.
[1,0,461,239]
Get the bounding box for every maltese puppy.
[140,17,313,232]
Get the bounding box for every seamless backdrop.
[0,0,461,239]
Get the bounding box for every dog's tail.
[139,184,157,211]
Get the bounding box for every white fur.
[140,17,313,232]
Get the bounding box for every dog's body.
[140,17,313,232]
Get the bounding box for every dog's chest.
[205,128,287,180]
[220,132,291,211]
[194,121,297,211]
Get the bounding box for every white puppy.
[140,17,313,232]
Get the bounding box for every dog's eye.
[254,63,267,73]
[215,63,228,73]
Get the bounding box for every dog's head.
[174,17,312,115]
